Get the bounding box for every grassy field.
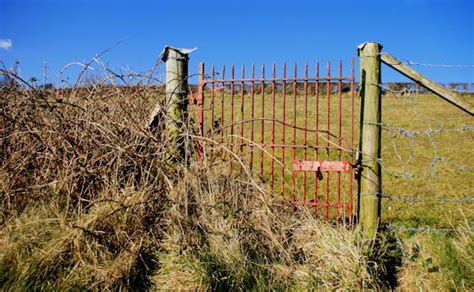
[0,79,473,289]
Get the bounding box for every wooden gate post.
[357,42,383,237]
[148,46,196,162]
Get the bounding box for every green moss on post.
[357,42,383,238]
[166,47,189,162]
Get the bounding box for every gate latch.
[292,160,352,173]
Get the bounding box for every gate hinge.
[353,151,363,179]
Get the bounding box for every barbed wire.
[364,122,474,139]
[382,83,474,95]
[374,85,474,199]
[392,226,473,233]
[452,89,474,93]
[381,193,474,203]
[402,60,474,68]
[364,120,473,177]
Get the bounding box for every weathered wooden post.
[148,46,196,162]
[357,42,382,237]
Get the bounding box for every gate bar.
[220,65,225,146]
[291,63,297,205]
[303,62,309,202]
[281,63,287,197]
[313,61,320,215]
[250,64,255,171]
[325,61,331,220]
[201,77,352,83]
[337,60,343,219]
[230,65,235,172]
[260,64,265,180]
[197,63,204,160]
[350,57,355,225]
[271,64,276,191]
[240,64,245,173]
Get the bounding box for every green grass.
[397,228,473,290]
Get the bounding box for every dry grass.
[0,164,394,289]
[151,163,397,290]
[1,74,169,289]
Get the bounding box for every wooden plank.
[381,53,474,116]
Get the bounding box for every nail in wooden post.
[357,42,382,238]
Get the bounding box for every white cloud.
[0,39,12,50]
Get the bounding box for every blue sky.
[0,0,473,85]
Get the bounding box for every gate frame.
[194,59,356,224]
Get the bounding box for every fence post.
[357,42,383,238]
[147,46,196,162]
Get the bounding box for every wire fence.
[384,57,474,94]
[382,193,474,203]
[377,61,474,233]
[401,60,474,69]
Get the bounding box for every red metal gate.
[191,59,356,223]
